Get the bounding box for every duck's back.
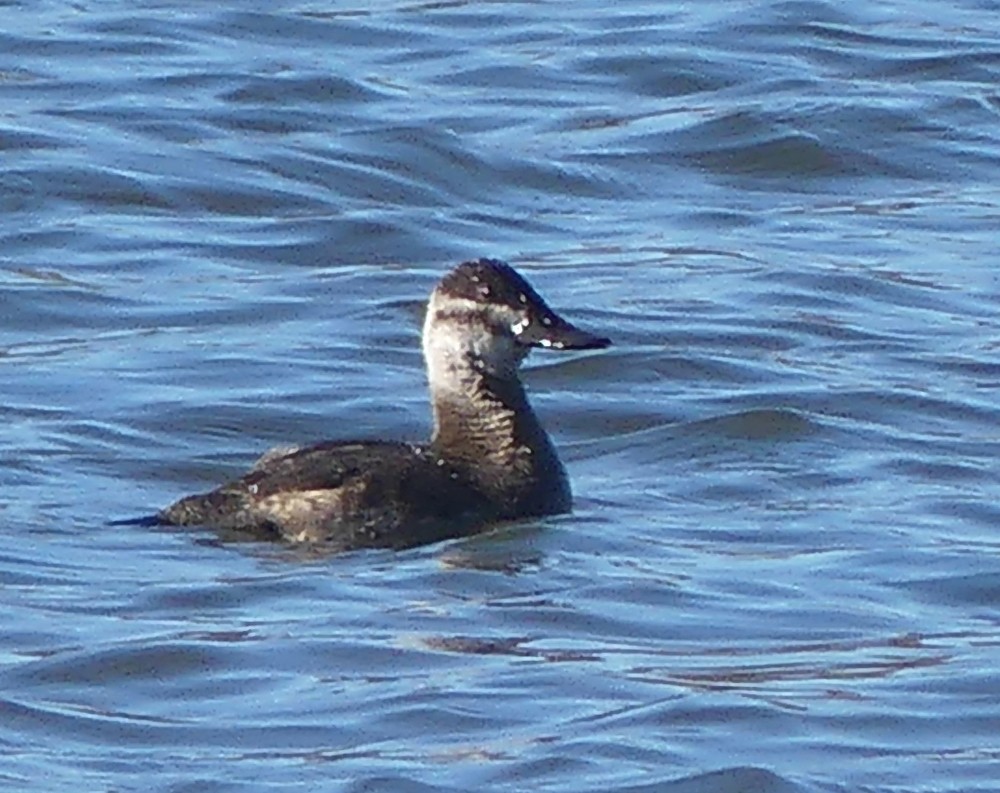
[160,440,498,550]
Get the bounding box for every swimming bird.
[159,258,610,550]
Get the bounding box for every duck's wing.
[241,440,420,496]
[161,441,487,547]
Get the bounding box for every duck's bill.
[515,315,611,351]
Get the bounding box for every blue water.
[3,1,1000,791]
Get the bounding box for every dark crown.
[438,258,549,313]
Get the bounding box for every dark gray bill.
[514,314,611,351]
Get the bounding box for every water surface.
[3,1,1000,791]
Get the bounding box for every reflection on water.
[2,1,1000,792]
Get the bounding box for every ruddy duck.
[160,258,610,550]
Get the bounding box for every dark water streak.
[3,1,1000,792]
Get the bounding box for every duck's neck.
[429,368,548,466]
[427,360,568,510]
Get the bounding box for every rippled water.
[4,1,1000,791]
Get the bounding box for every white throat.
[422,294,528,398]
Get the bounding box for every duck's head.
[423,258,610,380]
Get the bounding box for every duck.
[159,258,610,550]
